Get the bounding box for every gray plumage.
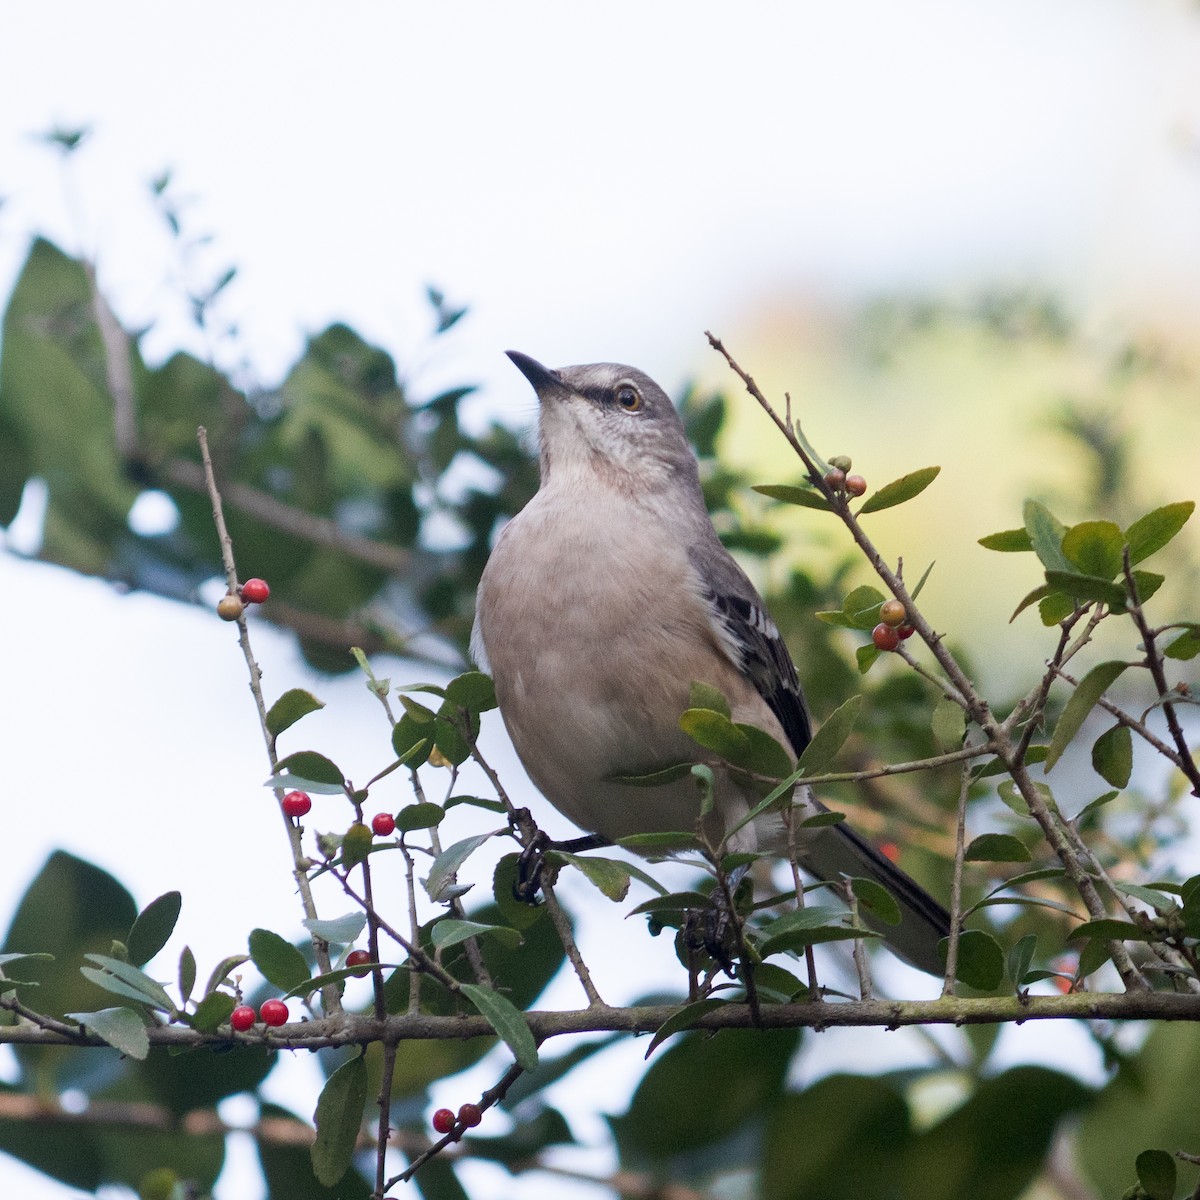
[471,351,949,975]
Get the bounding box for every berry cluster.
[431,1103,483,1136]
[216,577,271,621]
[871,599,915,652]
[229,998,290,1031]
[822,457,868,499]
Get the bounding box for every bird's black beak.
[506,350,562,397]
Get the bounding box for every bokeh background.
[3,3,1200,1197]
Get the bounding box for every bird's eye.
[616,385,642,412]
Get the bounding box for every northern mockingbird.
[472,351,950,975]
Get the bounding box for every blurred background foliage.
[2,192,1199,1196]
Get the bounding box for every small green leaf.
[752,483,833,512]
[311,1054,368,1187]
[1024,500,1072,574]
[1164,626,1200,661]
[679,708,751,767]
[617,831,702,853]
[203,954,249,997]
[646,999,729,1055]
[127,891,182,967]
[67,1007,149,1060]
[943,928,1005,990]
[341,822,373,869]
[423,832,495,902]
[178,945,196,1007]
[270,751,345,789]
[1038,590,1077,626]
[1010,583,1055,623]
[1074,790,1119,823]
[391,714,432,768]
[856,642,881,673]
[82,954,176,1012]
[433,715,473,765]
[1126,500,1194,565]
[1135,1148,1177,1200]
[688,681,731,719]
[444,670,498,712]
[858,465,940,513]
[1067,918,1155,942]
[248,929,310,992]
[931,695,966,750]
[842,584,888,630]
[1043,570,1126,609]
[460,982,538,1070]
[1062,520,1124,579]
[1091,724,1132,788]
[1046,660,1128,771]
[795,695,862,775]
[553,853,631,902]
[736,723,793,779]
[431,919,522,951]
[979,528,1034,552]
[190,989,236,1033]
[265,689,325,738]
[1130,569,1164,604]
[1113,882,1177,911]
[302,912,367,944]
[610,763,695,787]
[849,877,902,926]
[1007,932,1037,986]
[800,810,846,828]
[965,833,1032,863]
[396,802,445,831]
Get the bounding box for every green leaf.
[203,953,249,997]
[459,983,538,1070]
[553,853,631,902]
[190,989,236,1033]
[66,1007,149,1060]
[943,928,1005,990]
[265,689,325,738]
[302,912,367,944]
[842,584,888,629]
[688,680,730,719]
[1091,724,1132,788]
[444,670,497,712]
[858,465,940,513]
[423,832,496,902]
[431,919,522,951]
[1038,590,1077,626]
[127,891,182,967]
[1135,1148,1177,1200]
[1126,500,1194,565]
[795,694,862,775]
[610,763,695,787]
[679,707,751,767]
[178,945,196,1007]
[1062,520,1124,579]
[645,999,730,1056]
[341,822,373,869]
[931,695,966,750]
[311,1054,368,1187]
[800,810,846,828]
[979,528,1034,552]
[1010,583,1055,623]
[1068,919,1155,942]
[1007,932,1037,986]
[390,714,432,768]
[1024,499,1072,574]
[964,834,1032,863]
[1164,626,1200,661]
[1043,570,1126,609]
[1131,569,1164,604]
[850,877,902,926]
[736,722,793,778]
[856,642,881,673]
[270,750,346,790]
[396,802,444,831]
[248,929,310,992]
[1113,882,1177,911]
[753,483,833,511]
[1046,660,1128,771]
[81,953,176,1012]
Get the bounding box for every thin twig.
[941,761,972,997]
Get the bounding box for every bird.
[471,350,950,976]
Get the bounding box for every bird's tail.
[801,818,951,977]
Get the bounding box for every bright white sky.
[2,3,1199,1198]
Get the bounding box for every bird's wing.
[688,541,813,757]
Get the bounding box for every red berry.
[878,841,900,863]
[823,467,846,491]
[259,998,289,1027]
[240,577,270,604]
[457,1102,482,1128]
[281,791,312,818]
[872,623,901,652]
[845,474,868,497]
[230,1004,256,1032]
[432,1107,456,1135]
[879,600,906,628]
[897,623,916,640]
[371,812,396,837]
[216,594,245,622]
[345,949,372,976]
